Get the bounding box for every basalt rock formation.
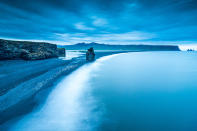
[0,39,65,60]
[57,48,66,57]
[86,47,95,61]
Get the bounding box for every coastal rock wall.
[0,39,65,60]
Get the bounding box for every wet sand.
[0,51,129,125]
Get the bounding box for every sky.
[0,0,197,45]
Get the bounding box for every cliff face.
[0,39,65,60]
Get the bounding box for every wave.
[9,54,118,131]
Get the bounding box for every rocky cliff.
[0,39,65,60]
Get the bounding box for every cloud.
[0,0,197,45]
[54,31,155,45]
[74,22,95,31]
[92,17,108,27]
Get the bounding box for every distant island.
[59,42,180,51]
[187,49,195,51]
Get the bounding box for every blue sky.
[0,0,197,45]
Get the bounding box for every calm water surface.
[8,52,197,131]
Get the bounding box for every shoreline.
[0,51,129,125]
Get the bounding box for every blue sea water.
[7,52,197,131]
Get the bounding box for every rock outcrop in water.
[86,47,95,61]
[57,48,66,57]
[0,39,65,60]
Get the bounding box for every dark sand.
[0,51,129,125]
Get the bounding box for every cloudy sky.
[0,0,197,45]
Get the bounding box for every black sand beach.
[0,51,129,125]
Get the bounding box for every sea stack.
[86,47,95,61]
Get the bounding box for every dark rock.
[0,39,65,60]
[187,49,194,51]
[57,48,66,57]
[86,47,95,61]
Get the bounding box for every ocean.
[6,51,197,131]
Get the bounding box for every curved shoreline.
[0,51,128,125]
[7,54,119,131]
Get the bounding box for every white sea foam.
[9,54,118,131]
